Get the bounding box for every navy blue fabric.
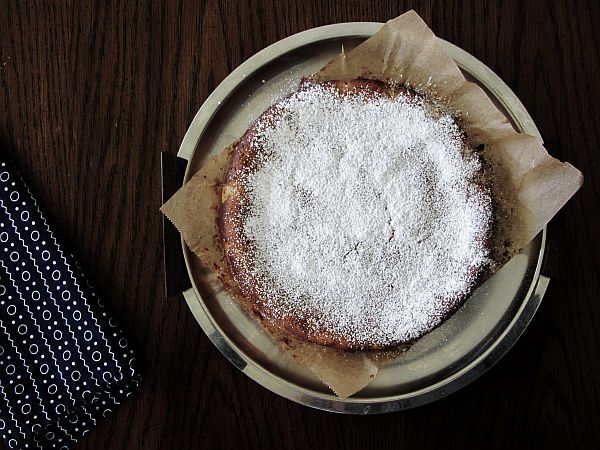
[0,157,141,449]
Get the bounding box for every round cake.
[220,79,494,350]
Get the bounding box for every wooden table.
[1,1,598,448]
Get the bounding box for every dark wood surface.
[1,1,599,449]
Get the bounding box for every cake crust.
[220,79,493,350]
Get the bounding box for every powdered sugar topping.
[233,82,492,348]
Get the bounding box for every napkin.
[0,157,141,449]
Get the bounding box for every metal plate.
[176,23,548,413]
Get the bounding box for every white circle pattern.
[0,162,140,448]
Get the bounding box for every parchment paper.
[161,10,583,398]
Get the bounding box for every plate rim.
[176,22,548,413]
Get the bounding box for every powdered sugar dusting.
[232,81,492,348]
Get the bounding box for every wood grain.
[1,1,599,449]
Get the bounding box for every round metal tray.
[176,23,549,413]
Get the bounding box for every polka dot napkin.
[0,158,141,449]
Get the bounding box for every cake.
[220,79,494,350]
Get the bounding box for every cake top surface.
[222,80,493,349]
